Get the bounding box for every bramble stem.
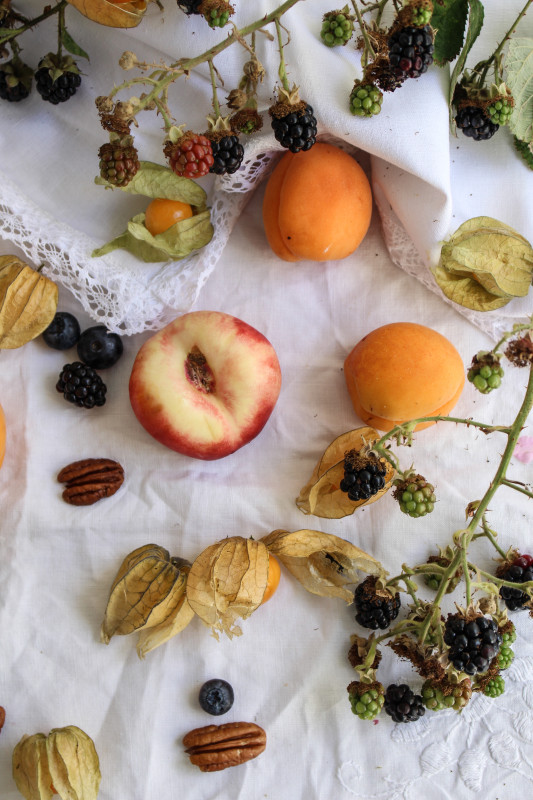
[0,0,67,45]
[501,478,533,500]
[475,0,533,86]
[351,0,376,66]
[208,59,221,118]
[274,17,290,92]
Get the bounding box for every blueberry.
[198,679,234,716]
[77,325,123,369]
[42,312,81,350]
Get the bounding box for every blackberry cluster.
[204,2,233,28]
[486,98,513,126]
[349,83,383,118]
[421,679,471,712]
[499,554,533,611]
[209,134,244,175]
[384,684,425,723]
[270,104,317,153]
[340,456,386,502]
[320,10,354,47]
[0,61,31,102]
[56,362,107,409]
[498,644,515,670]
[483,676,505,698]
[98,137,140,187]
[354,576,400,630]
[388,25,434,80]
[35,59,81,104]
[444,614,502,675]
[164,132,214,178]
[467,353,504,393]
[347,681,385,721]
[396,477,436,518]
[455,105,499,141]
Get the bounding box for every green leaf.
[432,0,468,66]
[514,135,533,169]
[61,29,89,60]
[432,264,511,311]
[449,0,485,121]
[505,37,533,143]
[95,162,207,208]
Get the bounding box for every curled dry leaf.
[296,428,394,518]
[0,256,58,349]
[186,537,270,639]
[101,544,192,647]
[13,725,100,800]
[260,529,384,603]
[67,0,147,28]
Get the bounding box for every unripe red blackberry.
[164,131,214,178]
[98,134,140,187]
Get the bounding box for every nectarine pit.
[186,346,216,393]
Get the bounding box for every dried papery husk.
[13,726,100,800]
[186,537,270,639]
[137,578,195,658]
[101,544,189,643]
[261,529,384,603]
[296,428,394,518]
[0,256,58,349]
[67,0,147,28]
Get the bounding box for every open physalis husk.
[0,256,58,349]
[13,725,101,800]
[434,216,533,311]
[101,544,192,647]
[261,529,384,603]
[67,0,148,28]
[92,162,213,262]
[296,428,395,518]
[186,537,270,640]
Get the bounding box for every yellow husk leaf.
[186,537,270,639]
[47,727,101,800]
[67,0,147,27]
[296,428,394,518]
[261,529,384,603]
[136,572,195,658]
[12,734,53,800]
[0,257,58,349]
[101,544,186,643]
[13,727,100,800]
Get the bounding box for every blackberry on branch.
[320,9,354,47]
[269,101,317,153]
[384,684,425,723]
[467,352,504,393]
[349,82,383,118]
[498,644,515,671]
[483,675,505,698]
[387,25,434,80]
[393,475,436,518]
[35,54,81,105]
[421,679,472,712]
[455,105,499,141]
[444,613,502,676]
[208,134,244,175]
[201,0,234,28]
[340,451,387,502]
[498,554,533,611]
[164,131,214,178]
[56,362,107,409]
[354,576,400,630]
[347,681,385,721]
[0,58,33,103]
[98,134,140,187]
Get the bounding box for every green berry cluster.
[498,643,515,670]
[205,7,230,27]
[483,675,505,698]
[398,480,436,518]
[502,624,517,647]
[421,681,470,711]
[467,353,504,393]
[320,9,354,47]
[411,8,432,26]
[486,98,513,126]
[350,83,383,117]
[348,682,385,720]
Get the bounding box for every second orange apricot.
[262,143,372,262]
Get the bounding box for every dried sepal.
[260,529,384,603]
[136,589,195,658]
[101,544,189,643]
[186,537,270,639]
[0,256,58,349]
[296,428,394,518]
[13,726,100,800]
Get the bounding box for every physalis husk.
[0,256,58,349]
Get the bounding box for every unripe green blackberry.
[394,475,436,518]
[501,623,517,647]
[406,0,433,27]
[320,8,354,47]
[498,644,515,670]
[483,675,505,698]
[201,0,233,28]
[421,679,471,711]
[468,351,504,394]
[423,550,462,593]
[0,56,33,102]
[347,681,385,720]
[349,82,383,117]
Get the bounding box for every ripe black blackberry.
[384,684,425,723]
[444,614,502,675]
[354,576,400,630]
[0,58,33,103]
[340,453,386,502]
[499,554,533,611]
[388,25,434,79]
[455,105,499,141]
[270,103,317,153]
[208,134,244,175]
[177,0,203,13]
[35,55,81,105]
[56,362,107,409]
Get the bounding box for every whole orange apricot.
[261,554,281,604]
[262,143,372,262]
[344,322,465,432]
[0,402,5,469]
[144,198,193,236]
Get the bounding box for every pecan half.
[183,721,266,772]
[58,458,124,506]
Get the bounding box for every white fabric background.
[1,1,533,799]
